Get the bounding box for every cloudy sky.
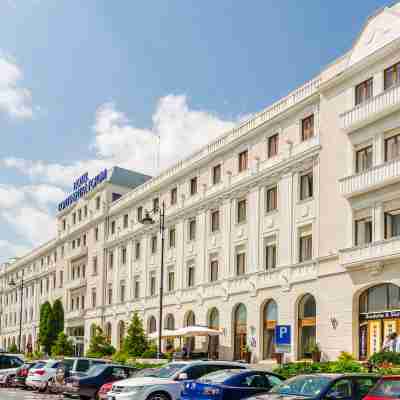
[0,0,387,263]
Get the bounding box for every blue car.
[181,369,284,400]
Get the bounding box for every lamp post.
[140,201,165,359]
[9,269,24,353]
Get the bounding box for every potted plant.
[310,342,321,362]
[242,345,252,363]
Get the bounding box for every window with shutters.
[238,150,248,172]
[268,133,279,158]
[266,186,278,212]
[355,78,373,105]
[301,114,314,141]
[213,164,222,184]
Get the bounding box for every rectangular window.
[266,186,278,212]
[123,214,129,229]
[187,266,195,287]
[93,256,98,275]
[268,133,279,158]
[301,114,314,141]
[82,264,86,278]
[169,227,176,248]
[236,253,246,276]
[77,237,81,247]
[151,235,157,254]
[170,187,178,205]
[190,177,198,195]
[81,295,85,310]
[385,134,400,162]
[72,212,76,225]
[92,289,96,308]
[109,251,114,269]
[137,206,143,222]
[135,241,141,260]
[121,246,127,265]
[355,78,373,105]
[265,243,277,270]
[211,210,220,233]
[153,198,159,212]
[134,277,140,299]
[108,285,113,305]
[72,240,75,250]
[95,227,99,242]
[96,196,101,210]
[111,221,116,235]
[385,210,400,239]
[168,271,175,292]
[237,199,247,224]
[83,234,86,247]
[62,219,66,231]
[210,260,218,282]
[238,150,248,173]
[84,205,88,218]
[356,146,373,173]
[355,218,372,246]
[150,274,156,296]
[300,171,313,201]
[384,62,400,90]
[59,271,63,288]
[213,164,222,185]
[120,282,125,303]
[78,209,82,222]
[299,234,313,262]
[189,219,196,241]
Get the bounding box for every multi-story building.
[2,3,400,362]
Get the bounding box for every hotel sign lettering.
[58,169,108,212]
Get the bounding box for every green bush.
[86,325,116,358]
[369,351,400,367]
[51,332,74,357]
[8,343,19,354]
[141,343,158,359]
[112,351,129,364]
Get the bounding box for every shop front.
[359,283,400,359]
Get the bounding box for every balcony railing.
[340,84,400,132]
[339,158,400,197]
[67,245,88,261]
[339,236,400,268]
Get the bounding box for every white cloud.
[0,240,30,262]
[0,53,34,119]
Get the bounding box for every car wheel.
[38,382,48,393]
[146,393,171,400]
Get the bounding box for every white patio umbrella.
[148,329,179,340]
[176,326,222,337]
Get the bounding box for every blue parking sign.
[275,325,291,346]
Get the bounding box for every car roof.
[296,373,381,379]
[64,357,107,361]
[181,360,248,367]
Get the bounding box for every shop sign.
[57,169,108,212]
[361,310,400,320]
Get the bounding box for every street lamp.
[140,201,165,359]
[9,270,24,353]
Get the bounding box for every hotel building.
[1,3,400,362]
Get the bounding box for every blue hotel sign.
[58,169,108,212]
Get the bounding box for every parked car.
[26,359,65,392]
[63,363,137,399]
[181,369,284,400]
[0,354,24,387]
[364,376,400,400]
[107,360,248,400]
[48,357,108,393]
[14,361,44,388]
[245,373,381,400]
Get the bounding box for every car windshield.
[271,376,332,397]
[198,370,238,384]
[369,379,400,398]
[86,364,106,376]
[149,363,187,379]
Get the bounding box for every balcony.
[339,159,400,198]
[339,237,400,269]
[66,277,87,290]
[67,245,88,261]
[340,84,400,133]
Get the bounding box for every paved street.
[0,388,62,400]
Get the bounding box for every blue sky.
[0,0,389,263]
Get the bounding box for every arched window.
[118,321,125,350]
[234,304,247,360]
[148,316,157,334]
[165,314,175,330]
[184,311,196,352]
[263,300,278,359]
[105,322,112,344]
[208,308,219,359]
[298,294,316,359]
[209,308,219,330]
[359,284,400,359]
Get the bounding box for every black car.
[246,374,381,400]
[14,361,43,388]
[63,363,137,399]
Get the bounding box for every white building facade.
[2,3,400,362]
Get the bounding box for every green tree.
[8,343,19,354]
[123,312,149,357]
[52,298,65,338]
[86,325,116,358]
[51,332,74,356]
[39,301,55,354]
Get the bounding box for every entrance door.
[234,332,247,360]
[234,304,247,360]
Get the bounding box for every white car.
[107,360,248,400]
[25,359,64,392]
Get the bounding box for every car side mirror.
[177,372,188,381]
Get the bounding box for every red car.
[364,376,400,400]
[98,382,113,399]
